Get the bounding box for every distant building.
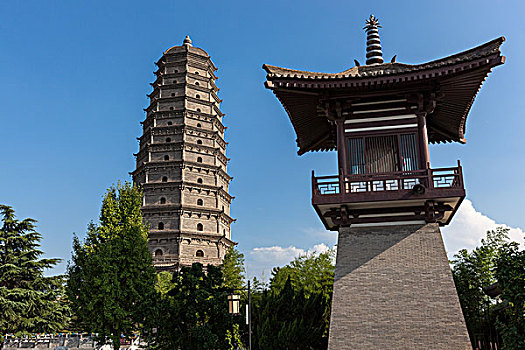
[132,36,234,270]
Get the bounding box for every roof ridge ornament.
[183,35,193,47]
[363,15,384,65]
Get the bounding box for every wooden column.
[336,119,348,176]
[335,102,348,195]
[417,112,431,169]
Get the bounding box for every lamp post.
[227,280,252,350]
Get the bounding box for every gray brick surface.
[328,223,470,350]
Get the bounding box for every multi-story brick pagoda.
[132,36,235,271]
[264,16,505,349]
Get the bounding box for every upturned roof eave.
[264,54,504,91]
[263,36,505,82]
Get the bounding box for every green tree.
[450,227,509,343]
[253,277,328,350]
[251,251,335,349]
[154,263,238,350]
[66,182,157,350]
[270,250,335,298]
[155,271,174,297]
[0,205,70,340]
[495,241,525,350]
[222,246,246,290]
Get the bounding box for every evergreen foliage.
[222,246,246,290]
[451,228,507,340]
[0,205,69,337]
[494,240,525,350]
[66,182,157,350]
[153,263,239,350]
[270,250,334,298]
[451,227,524,349]
[252,277,329,350]
[251,251,334,349]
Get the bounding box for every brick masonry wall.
[328,223,471,350]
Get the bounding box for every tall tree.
[495,240,525,350]
[66,182,157,350]
[154,263,239,350]
[270,250,335,298]
[450,227,509,344]
[251,251,335,349]
[222,246,246,290]
[0,205,69,339]
[253,277,328,350]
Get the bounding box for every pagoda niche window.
[197,157,203,163]
[197,199,203,206]
[196,250,204,257]
[162,176,168,182]
[197,139,203,145]
[166,137,171,143]
[154,249,163,257]
[164,155,170,161]
[158,222,164,230]
[160,197,166,204]
[167,121,173,125]
[197,178,203,184]
[197,223,203,231]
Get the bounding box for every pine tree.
[66,182,157,350]
[0,205,69,338]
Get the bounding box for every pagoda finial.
[183,35,192,47]
[363,15,384,65]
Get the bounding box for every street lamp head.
[228,293,241,315]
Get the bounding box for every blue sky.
[1,0,523,278]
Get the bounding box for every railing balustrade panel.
[313,166,463,197]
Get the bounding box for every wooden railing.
[312,161,463,197]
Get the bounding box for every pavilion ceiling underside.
[275,91,335,154]
[265,37,504,153]
[272,61,499,153]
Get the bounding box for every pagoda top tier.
[263,33,505,154]
[161,35,216,66]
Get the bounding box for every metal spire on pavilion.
[364,15,384,65]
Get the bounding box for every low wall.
[2,336,140,350]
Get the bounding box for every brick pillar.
[328,223,471,350]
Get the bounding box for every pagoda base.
[328,223,470,350]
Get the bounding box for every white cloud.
[310,243,330,255]
[442,199,524,257]
[246,243,333,282]
[250,245,306,266]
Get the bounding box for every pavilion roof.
[263,37,505,154]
